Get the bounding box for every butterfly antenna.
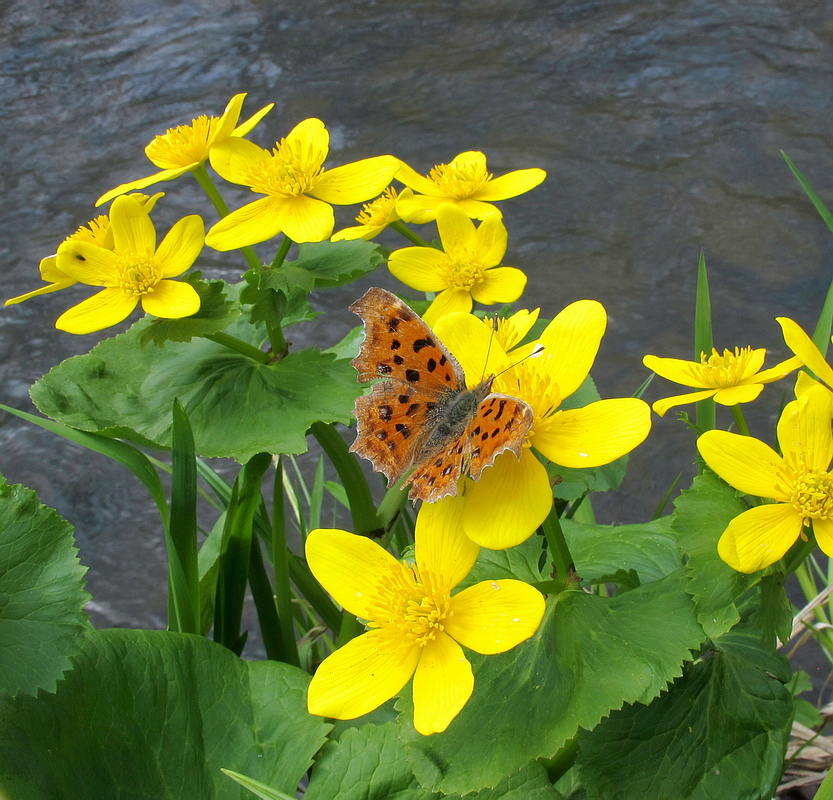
[492,343,546,381]
[481,315,496,383]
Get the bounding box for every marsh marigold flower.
[6,193,165,307]
[778,316,833,393]
[428,303,652,549]
[395,151,546,223]
[697,384,833,573]
[205,118,400,249]
[331,186,413,241]
[54,195,204,334]
[643,346,800,416]
[305,499,545,735]
[96,93,273,206]
[388,204,527,326]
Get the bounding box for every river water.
[1,0,832,671]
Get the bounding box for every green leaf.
[0,475,90,697]
[293,240,385,288]
[137,274,240,347]
[747,572,792,651]
[31,320,362,462]
[397,570,704,796]
[672,471,759,639]
[548,456,628,503]
[0,629,330,799]
[577,629,793,800]
[694,251,715,432]
[222,770,296,800]
[459,534,546,589]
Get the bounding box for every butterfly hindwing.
[467,394,534,480]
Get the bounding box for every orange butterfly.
[349,287,534,502]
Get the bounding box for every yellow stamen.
[698,347,755,387]
[429,157,492,199]
[443,255,485,291]
[791,470,833,520]
[355,187,399,227]
[145,116,220,167]
[248,137,324,197]
[109,256,161,295]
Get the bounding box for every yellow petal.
[432,310,508,386]
[436,204,477,254]
[395,194,453,224]
[755,355,803,384]
[446,579,545,654]
[141,280,200,319]
[422,289,473,327]
[712,384,764,406]
[205,196,285,251]
[214,93,246,141]
[778,316,833,390]
[208,137,271,186]
[110,195,156,256]
[813,517,833,558]
[55,241,118,285]
[55,288,139,334]
[696,430,787,500]
[651,389,717,417]
[717,503,803,573]
[462,450,552,549]
[777,388,833,473]
[470,267,527,305]
[305,528,406,620]
[453,198,505,221]
[535,398,651,469]
[285,118,329,168]
[330,223,385,241]
[156,215,205,277]
[642,355,712,388]
[537,301,607,400]
[473,168,547,201]
[412,633,473,735]
[95,168,189,207]
[414,495,480,589]
[472,213,508,265]
[274,194,335,243]
[387,247,448,292]
[395,160,444,195]
[311,156,400,204]
[232,102,275,138]
[5,280,75,305]
[307,629,419,720]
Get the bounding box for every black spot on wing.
[405,369,420,383]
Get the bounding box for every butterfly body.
[349,287,533,502]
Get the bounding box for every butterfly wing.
[467,394,534,479]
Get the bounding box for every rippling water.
[2,0,832,655]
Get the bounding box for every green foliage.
[0,475,90,698]
[0,629,329,799]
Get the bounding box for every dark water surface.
[2,0,833,674]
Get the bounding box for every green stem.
[694,251,715,435]
[266,322,288,360]
[542,505,574,594]
[794,560,833,659]
[730,404,750,436]
[390,220,432,247]
[272,456,301,667]
[203,332,271,364]
[191,164,260,271]
[269,235,293,270]
[337,610,364,647]
[781,526,818,578]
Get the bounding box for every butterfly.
[349,287,534,502]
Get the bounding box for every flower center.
[249,137,324,197]
[429,158,492,199]
[356,187,399,227]
[443,255,485,290]
[698,347,754,388]
[110,255,161,295]
[145,116,220,168]
[367,566,452,648]
[790,470,833,520]
[70,216,110,247]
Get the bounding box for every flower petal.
[330,223,386,241]
[651,389,718,417]
[537,301,607,400]
[472,213,508,265]
[208,137,271,186]
[717,503,803,573]
[156,215,205,277]
[446,579,545,654]
[642,355,712,388]
[755,355,803,384]
[307,629,419,720]
[414,494,480,589]
[813,517,833,558]
[141,280,200,319]
[95,168,189,207]
[285,118,329,168]
[436,204,477,254]
[412,632,473,735]
[387,247,448,292]
[311,156,400,205]
[110,195,156,256]
[232,102,275,138]
[778,316,833,390]
[535,398,651,469]
[214,93,246,140]
[432,310,508,386]
[205,196,285,251]
[453,198,505,221]
[422,289,473,327]
[712,383,764,406]
[5,279,75,305]
[55,241,118,285]
[395,160,444,196]
[696,430,787,500]
[473,168,547,201]
[305,528,407,620]
[55,288,139,334]
[777,387,833,473]
[462,450,552,549]
[274,194,335,243]
[470,267,527,305]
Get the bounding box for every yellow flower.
[395,151,546,223]
[6,193,165,307]
[54,195,204,334]
[96,93,273,206]
[697,384,833,573]
[429,303,652,549]
[305,498,545,735]
[205,118,400,249]
[331,186,413,241]
[643,347,801,416]
[778,316,833,392]
[388,204,527,327]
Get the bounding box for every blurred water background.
[2,0,833,680]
